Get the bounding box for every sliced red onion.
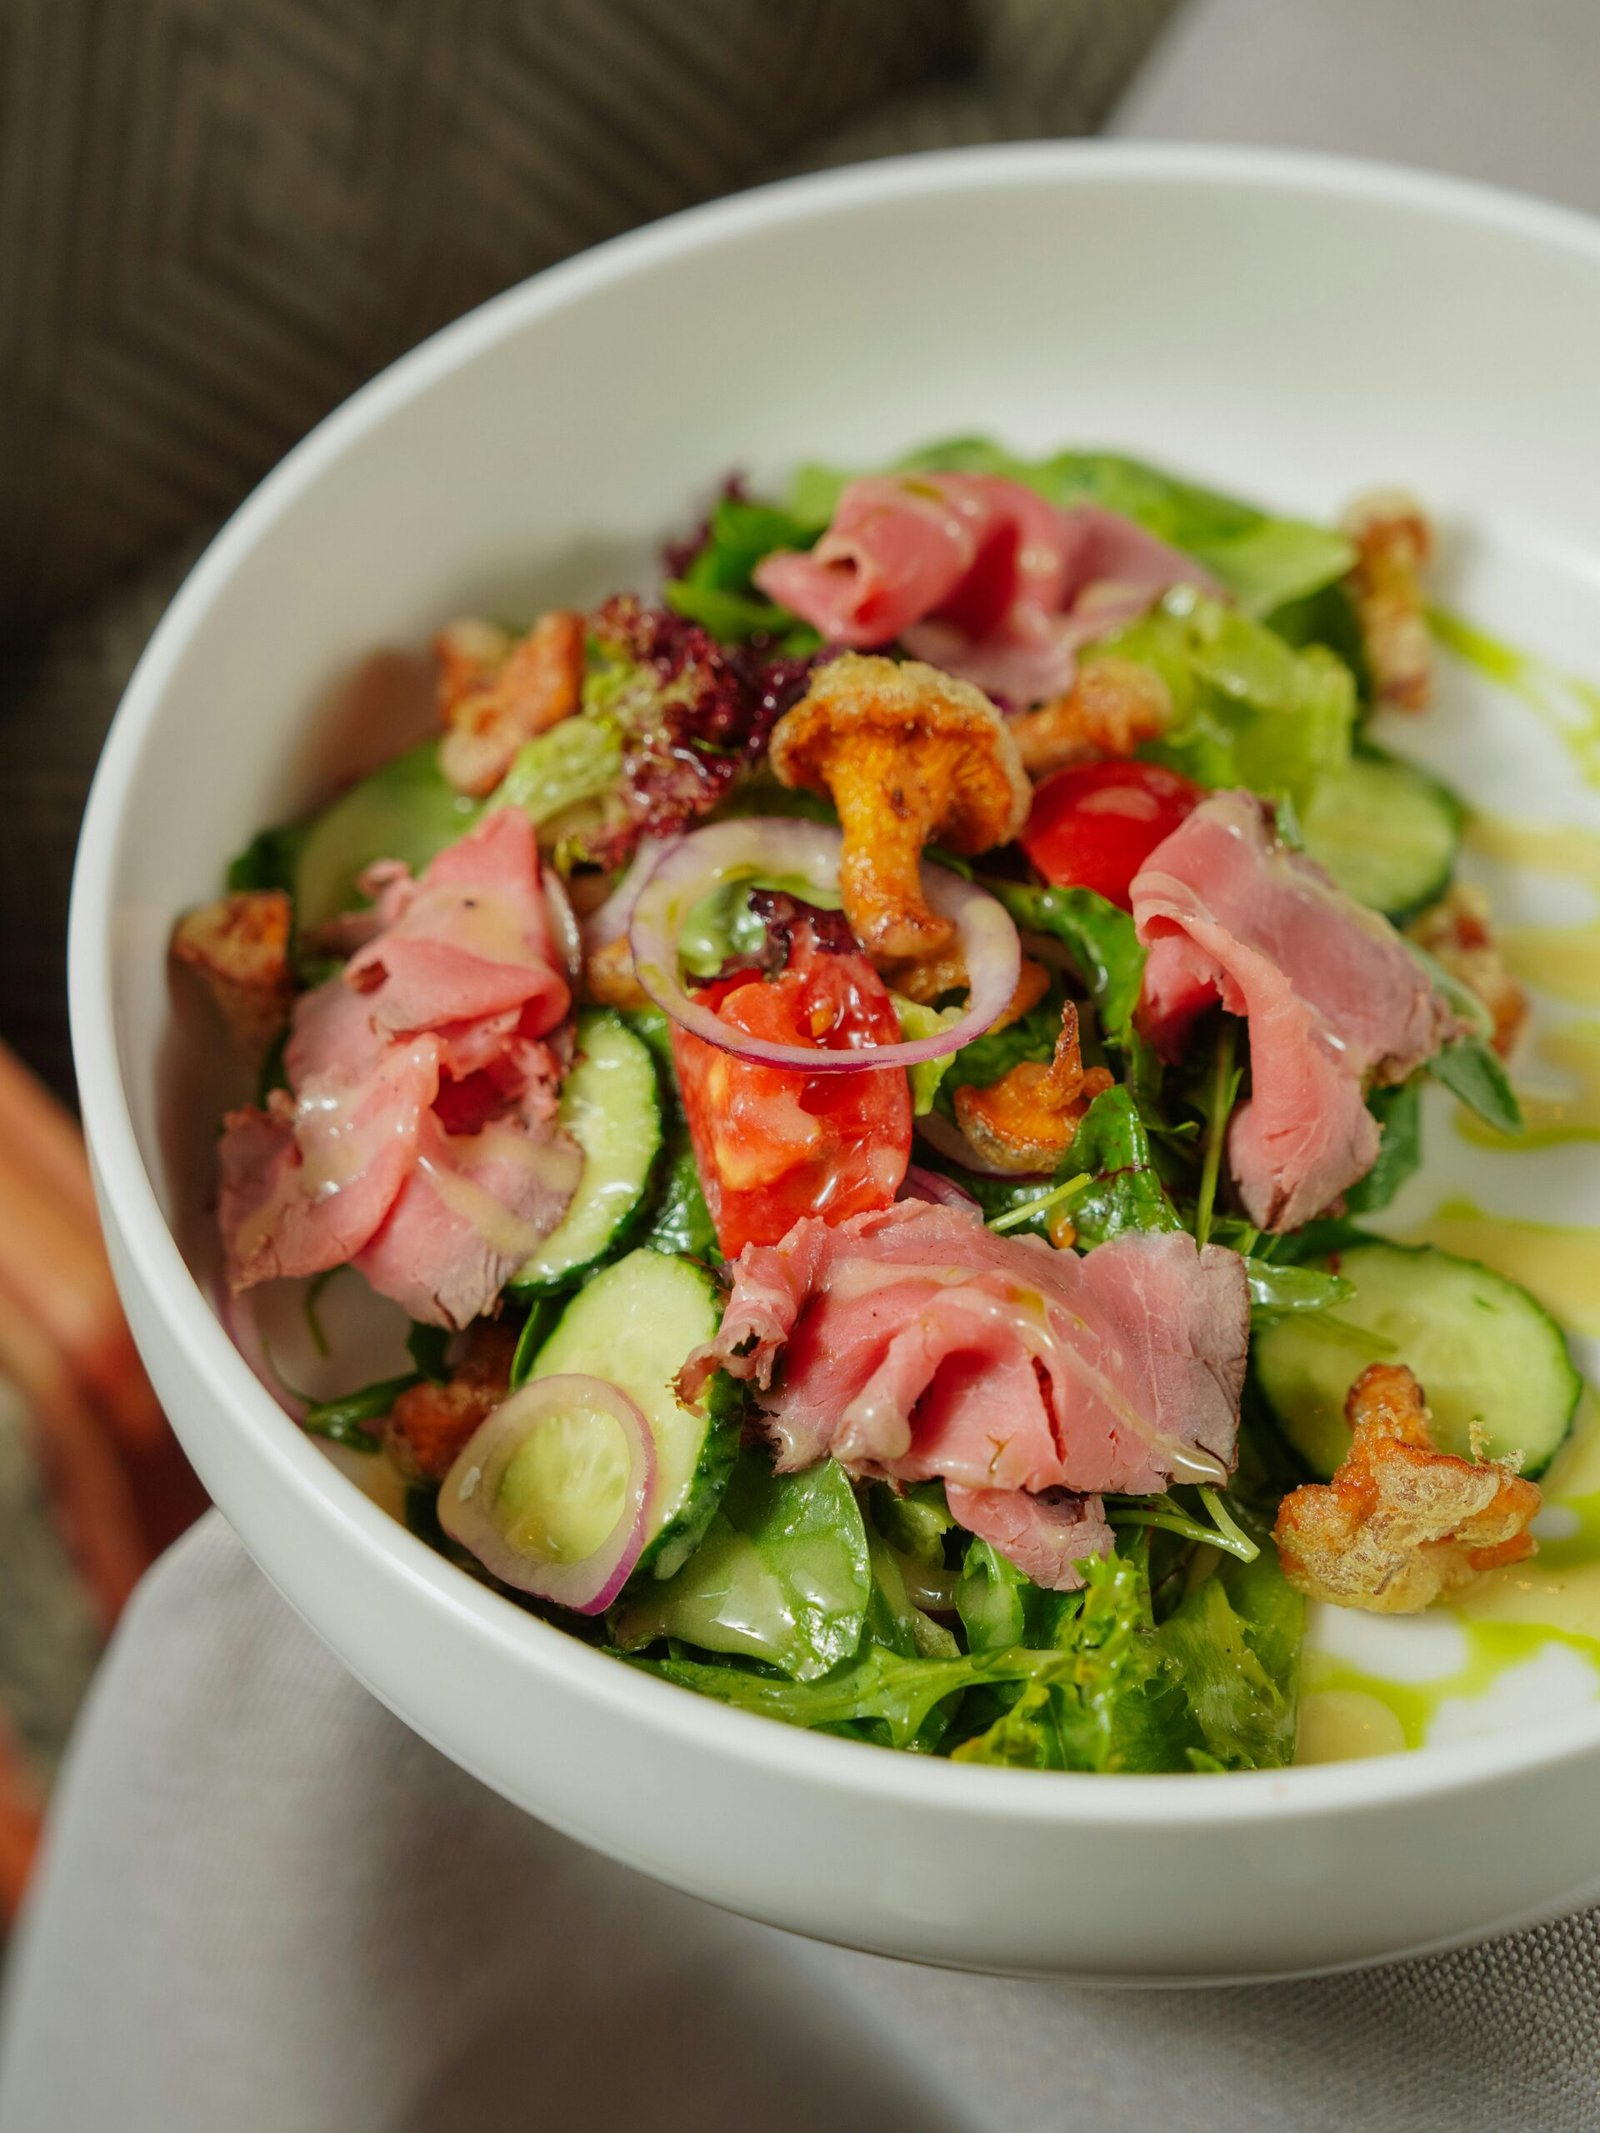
[439,1373,654,1614]
[628,818,1020,1073]
[913,1107,1052,1182]
[217,1283,306,1422]
[540,866,583,984]
[897,1163,980,1209]
[581,835,675,958]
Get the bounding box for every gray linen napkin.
[1,1515,1596,2133]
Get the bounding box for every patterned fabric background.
[0,0,1178,1933]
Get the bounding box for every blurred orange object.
[0,1712,45,1926]
[0,1043,208,1918]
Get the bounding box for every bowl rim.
[69,136,1600,1829]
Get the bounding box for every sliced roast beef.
[218,805,577,1321]
[679,1202,1249,1566]
[753,473,1217,705]
[1131,788,1458,1230]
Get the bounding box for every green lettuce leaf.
[634,1639,1095,1752]
[1109,591,1356,805]
[665,496,822,647]
[1056,1085,1181,1244]
[610,1453,870,1682]
[983,882,1144,1048]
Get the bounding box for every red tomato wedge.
[1020,759,1203,910]
[671,922,912,1259]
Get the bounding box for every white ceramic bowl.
[71,144,1600,1980]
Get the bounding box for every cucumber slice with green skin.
[292,742,481,932]
[507,1012,663,1296]
[527,1248,739,1578]
[1254,1240,1580,1479]
[1299,747,1462,922]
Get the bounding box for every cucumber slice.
[293,742,480,932]
[1299,748,1462,922]
[527,1249,739,1578]
[1254,1240,1580,1479]
[508,1012,663,1295]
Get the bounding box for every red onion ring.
[540,865,583,985]
[581,836,675,958]
[628,818,1020,1073]
[217,1283,306,1423]
[439,1373,653,1614]
[897,1163,980,1209]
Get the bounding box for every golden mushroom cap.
[769,653,1032,854]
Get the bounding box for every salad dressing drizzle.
[1431,609,1600,786]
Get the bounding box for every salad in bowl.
[173,438,1576,1775]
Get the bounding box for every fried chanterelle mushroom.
[953,999,1113,1178]
[1006,655,1173,779]
[769,653,1030,963]
[1340,488,1435,712]
[171,889,295,1055]
[385,1320,518,1485]
[1274,1362,1541,1614]
[436,608,585,796]
[1408,883,1529,1060]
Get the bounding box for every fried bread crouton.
[171,890,295,1055]
[385,1320,519,1485]
[953,1000,1113,1175]
[1408,883,1529,1059]
[769,654,1030,962]
[1006,656,1172,779]
[1341,489,1434,712]
[437,609,585,796]
[1274,1362,1540,1613]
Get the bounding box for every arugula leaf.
[610,1453,870,1682]
[984,882,1144,1049]
[301,1374,414,1454]
[636,1639,1094,1752]
[1056,1086,1181,1244]
[1244,1260,1354,1317]
[1430,1038,1524,1137]
[1344,1077,1424,1214]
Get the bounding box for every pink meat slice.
[680,1201,1248,1524]
[353,1111,582,1330]
[1130,789,1459,1231]
[344,806,571,1039]
[219,1034,441,1288]
[754,474,1218,703]
[944,1483,1116,1593]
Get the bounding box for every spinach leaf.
[1344,1077,1424,1214]
[1057,1086,1181,1244]
[638,1137,720,1262]
[869,1481,955,1569]
[930,988,1063,1117]
[984,882,1145,1049]
[1245,1260,1354,1317]
[610,1453,870,1682]
[863,1533,960,1664]
[665,496,822,647]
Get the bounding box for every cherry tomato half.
[1020,759,1204,910]
[672,927,911,1259]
